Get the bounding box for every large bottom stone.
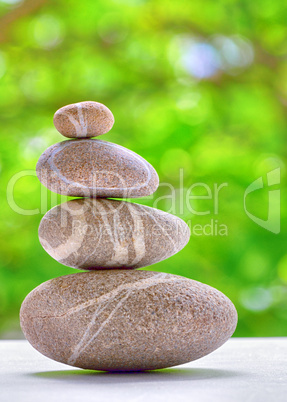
[20,270,237,371]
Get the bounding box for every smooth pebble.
[53,101,114,138]
[38,198,190,269]
[20,270,238,371]
[36,139,159,198]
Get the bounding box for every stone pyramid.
[20,101,237,371]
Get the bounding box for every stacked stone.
[20,101,237,372]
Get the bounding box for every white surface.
[0,339,286,402]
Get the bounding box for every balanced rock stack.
[20,101,237,371]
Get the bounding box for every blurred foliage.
[0,0,287,338]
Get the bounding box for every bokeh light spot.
[182,42,221,79]
[20,68,54,101]
[239,251,270,281]
[212,35,254,71]
[176,92,201,110]
[0,0,22,4]
[240,287,273,312]
[22,137,49,161]
[171,34,254,80]
[32,14,64,49]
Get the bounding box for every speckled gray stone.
[38,198,190,269]
[36,139,159,198]
[53,101,114,138]
[20,270,238,371]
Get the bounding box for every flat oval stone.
[20,270,238,371]
[36,139,159,198]
[53,101,114,138]
[38,198,190,269]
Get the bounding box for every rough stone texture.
[36,139,159,198]
[38,198,190,269]
[20,270,238,371]
[53,101,114,138]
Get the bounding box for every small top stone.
[53,101,114,138]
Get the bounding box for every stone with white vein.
[20,270,238,371]
[36,139,159,198]
[38,198,190,269]
[53,101,114,138]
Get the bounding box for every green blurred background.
[0,0,286,338]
